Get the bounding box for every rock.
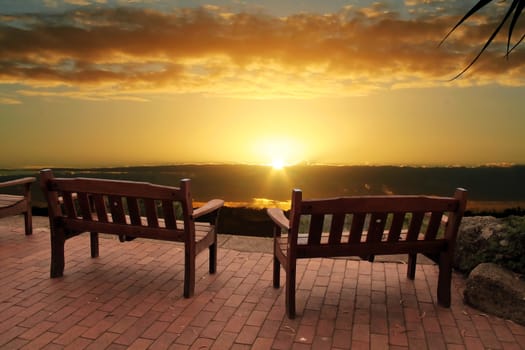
[464,263,525,325]
[454,216,525,275]
[454,216,504,273]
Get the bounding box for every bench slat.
[307,214,324,245]
[300,196,458,214]
[295,239,448,259]
[348,213,366,243]
[51,178,185,201]
[108,196,126,224]
[144,198,159,228]
[92,194,108,223]
[61,218,185,241]
[77,192,93,220]
[0,194,25,207]
[0,197,28,216]
[406,212,425,241]
[367,212,388,243]
[328,213,345,244]
[162,200,177,229]
[387,212,405,242]
[62,192,77,219]
[127,197,142,225]
[425,211,444,240]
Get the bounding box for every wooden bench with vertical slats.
[0,177,36,235]
[268,188,467,318]
[40,169,224,298]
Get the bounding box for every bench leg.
[209,239,217,274]
[285,264,296,319]
[273,256,280,288]
[407,253,417,279]
[184,244,196,298]
[50,228,65,278]
[437,252,452,307]
[24,210,32,235]
[90,232,99,258]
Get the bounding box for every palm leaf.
[509,32,525,54]
[450,0,520,79]
[442,0,525,79]
[507,0,525,55]
[439,0,493,47]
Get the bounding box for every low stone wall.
[216,206,274,237]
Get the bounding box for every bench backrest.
[287,188,467,258]
[40,169,195,242]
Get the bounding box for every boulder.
[464,263,525,325]
[454,216,525,275]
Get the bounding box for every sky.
[0,0,524,168]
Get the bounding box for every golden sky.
[1,1,524,167]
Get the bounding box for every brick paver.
[1,216,524,349]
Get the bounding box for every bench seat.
[0,177,36,235]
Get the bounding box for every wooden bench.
[40,169,224,298]
[0,177,36,235]
[267,188,467,318]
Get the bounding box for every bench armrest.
[267,208,290,231]
[193,199,224,219]
[0,177,36,189]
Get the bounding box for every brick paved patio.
[1,216,524,349]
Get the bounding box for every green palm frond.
[441,0,525,79]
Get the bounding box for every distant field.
[467,201,525,211]
[2,164,524,213]
[465,201,525,216]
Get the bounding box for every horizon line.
[1,161,523,171]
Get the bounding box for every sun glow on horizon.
[254,136,306,170]
[270,158,285,170]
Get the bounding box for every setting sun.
[271,158,285,170]
[252,136,306,169]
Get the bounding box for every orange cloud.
[0,96,21,105]
[0,5,523,102]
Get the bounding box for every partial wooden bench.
[0,177,36,235]
[40,169,224,298]
[268,188,467,318]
